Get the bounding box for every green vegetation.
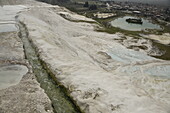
[83,1,89,7]
[89,4,97,10]
[151,40,170,60]
[156,22,170,35]
[36,0,70,5]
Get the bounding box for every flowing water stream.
[18,22,82,113]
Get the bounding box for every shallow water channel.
[18,22,81,113]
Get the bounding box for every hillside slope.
[18,1,170,113]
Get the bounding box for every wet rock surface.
[0,32,24,60]
[0,33,54,113]
[0,0,170,113]
[0,72,53,113]
[0,1,54,113]
[17,2,170,113]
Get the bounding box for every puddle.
[0,24,18,32]
[118,64,170,78]
[144,65,170,77]
[108,46,170,78]
[107,47,154,64]
[0,65,28,90]
[0,5,26,33]
[110,16,161,31]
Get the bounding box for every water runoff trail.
[18,21,82,113]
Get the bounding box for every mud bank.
[17,1,170,113]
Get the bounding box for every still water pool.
[110,16,162,31]
[0,65,28,90]
[0,5,26,33]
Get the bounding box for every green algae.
[18,22,83,113]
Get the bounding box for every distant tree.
[89,4,97,10]
[37,0,69,5]
[84,1,89,7]
[165,17,170,22]
[165,8,170,14]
